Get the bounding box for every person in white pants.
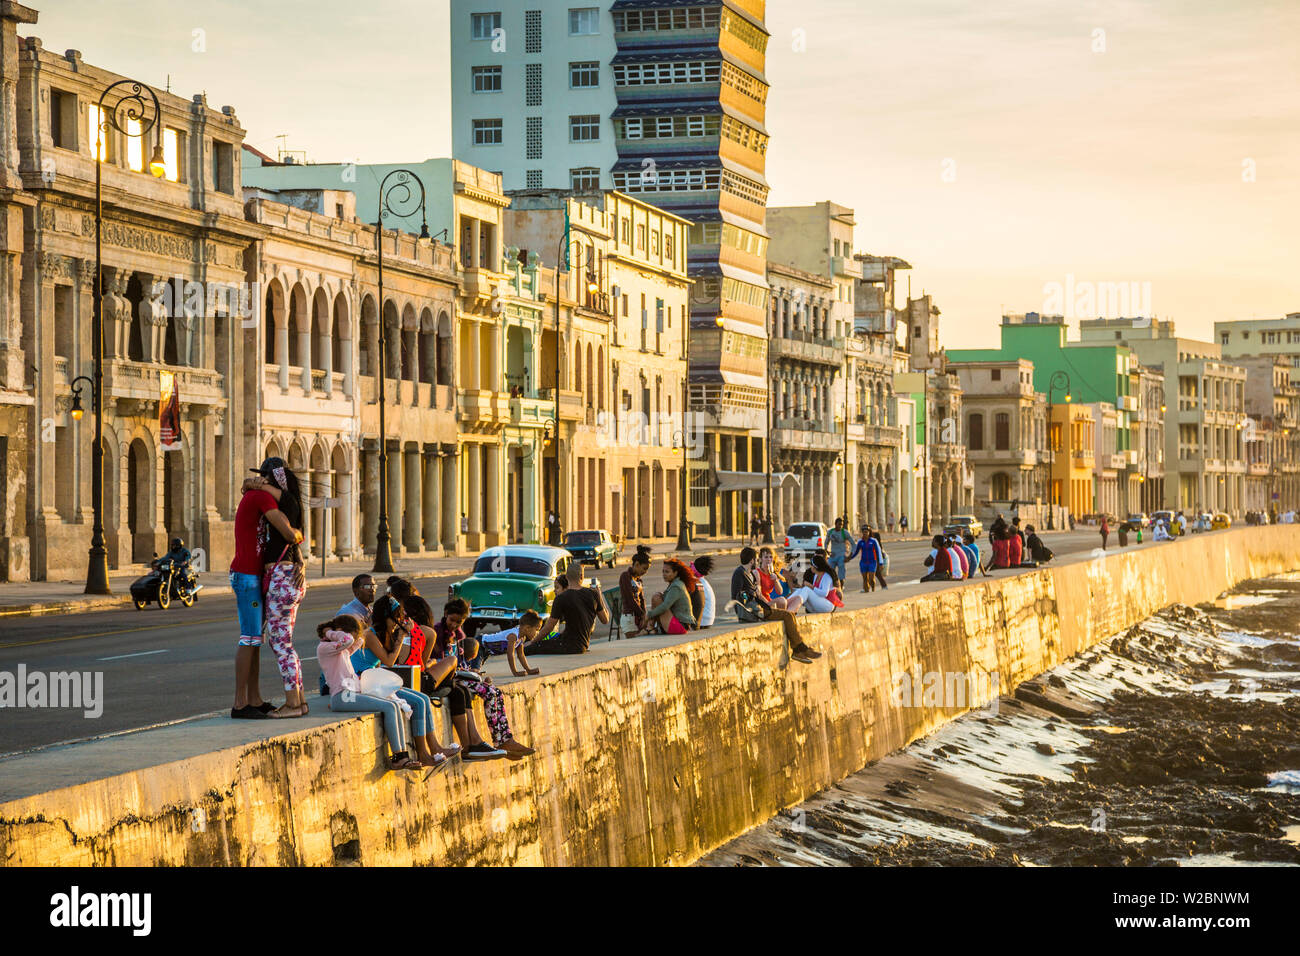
[786,555,840,614]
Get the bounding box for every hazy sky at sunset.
[27,0,1299,348]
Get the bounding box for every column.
[422,448,438,551]
[323,311,334,399]
[469,319,481,391]
[467,444,482,549]
[298,321,311,393]
[404,443,421,551]
[441,450,458,552]
[339,452,355,558]
[485,443,501,545]
[385,440,402,553]
[277,317,290,392]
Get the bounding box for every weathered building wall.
[3,525,1298,866]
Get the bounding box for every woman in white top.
[786,555,840,614]
[692,556,717,628]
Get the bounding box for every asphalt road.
[0,528,1141,753]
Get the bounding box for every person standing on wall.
[230,467,303,720]
[251,457,309,719]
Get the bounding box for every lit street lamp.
[1045,370,1071,530]
[85,80,167,595]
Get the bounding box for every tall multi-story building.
[451,1,773,537]
[450,3,618,192]
[1215,313,1300,387]
[1077,317,1247,515]
[1087,402,1122,517]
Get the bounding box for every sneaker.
[462,743,507,760]
[230,705,269,719]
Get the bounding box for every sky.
[27,0,1299,349]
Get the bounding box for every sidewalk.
[0,535,753,618]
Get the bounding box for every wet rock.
[1034,742,1057,756]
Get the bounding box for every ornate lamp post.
[1045,370,1071,530]
[372,169,429,574]
[84,80,167,595]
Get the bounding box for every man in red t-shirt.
[230,477,301,719]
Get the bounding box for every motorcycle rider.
[156,537,196,592]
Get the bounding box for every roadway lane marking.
[97,649,170,662]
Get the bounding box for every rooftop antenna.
[165,74,171,93]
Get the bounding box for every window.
[569,61,600,88]
[569,114,600,142]
[212,140,234,193]
[991,368,1001,381]
[620,218,630,243]
[995,413,1010,450]
[162,127,184,182]
[569,7,599,35]
[126,118,145,172]
[636,224,645,249]
[525,116,542,159]
[613,60,721,86]
[525,9,542,52]
[472,119,503,146]
[569,166,599,190]
[50,89,77,149]
[665,234,674,261]
[471,66,502,92]
[471,12,501,40]
[87,104,113,161]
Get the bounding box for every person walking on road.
[1099,515,1110,550]
[827,517,852,588]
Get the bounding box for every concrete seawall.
[3,525,1299,866]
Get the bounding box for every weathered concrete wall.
[3,526,1299,866]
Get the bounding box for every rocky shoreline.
[700,575,1300,867]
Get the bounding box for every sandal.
[269,703,309,719]
[390,754,421,771]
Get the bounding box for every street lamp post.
[1045,370,1071,531]
[762,322,774,544]
[372,169,429,574]
[675,302,693,553]
[921,373,930,536]
[85,81,167,595]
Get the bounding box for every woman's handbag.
[359,667,403,698]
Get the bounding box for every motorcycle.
[129,554,202,610]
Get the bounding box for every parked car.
[784,522,829,559]
[449,545,589,639]
[1125,513,1150,530]
[1211,512,1232,531]
[1192,512,1214,532]
[562,529,618,568]
[942,515,983,539]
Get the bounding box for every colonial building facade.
[2,14,259,581]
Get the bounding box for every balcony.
[859,423,903,448]
[508,393,555,429]
[772,419,842,453]
[457,389,507,426]
[831,256,862,279]
[541,387,584,421]
[769,333,844,367]
[106,360,223,406]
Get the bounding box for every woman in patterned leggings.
[454,637,534,759]
[249,457,309,719]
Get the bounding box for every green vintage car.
[449,545,578,638]
[562,529,618,568]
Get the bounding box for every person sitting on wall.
[618,546,651,638]
[726,547,822,664]
[1153,519,1174,541]
[756,547,790,608]
[921,535,954,582]
[692,555,717,628]
[786,555,842,614]
[646,559,698,635]
[525,564,608,655]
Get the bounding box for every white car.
[784,522,829,560]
